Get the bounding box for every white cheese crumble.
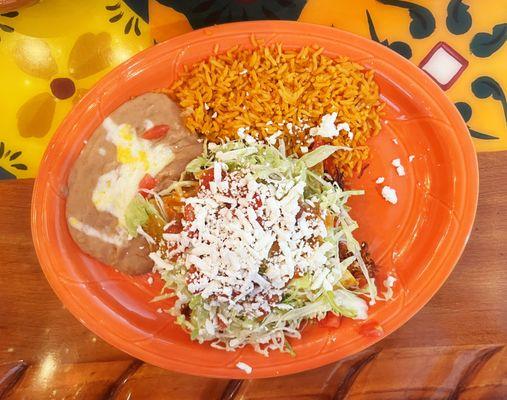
[143,119,154,130]
[381,186,398,204]
[375,177,385,184]
[237,127,256,145]
[154,167,331,325]
[309,113,353,139]
[266,130,283,145]
[300,145,309,153]
[211,111,218,119]
[409,155,415,162]
[147,276,154,285]
[382,275,397,300]
[236,362,252,374]
[392,158,405,176]
[393,138,398,144]
[385,275,396,287]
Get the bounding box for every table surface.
[0,151,505,399]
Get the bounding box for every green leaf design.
[469,128,499,140]
[388,41,412,58]
[0,23,14,33]
[455,102,499,140]
[366,10,412,59]
[446,0,472,35]
[0,11,17,41]
[0,141,28,174]
[124,16,134,34]
[470,23,507,57]
[455,101,472,122]
[377,0,435,39]
[472,76,504,100]
[366,10,381,42]
[134,18,141,36]
[471,76,507,122]
[9,151,21,161]
[105,3,121,11]
[1,11,19,18]
[109,12,123,23]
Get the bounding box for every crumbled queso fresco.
[392,158,405,176]
[152,163,330,323]
[381,186,398,204]
[309,112,352,139]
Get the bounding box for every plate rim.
[31,20,479,378]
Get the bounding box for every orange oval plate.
[32,21,478,378]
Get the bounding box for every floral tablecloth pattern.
[1,0,505,179]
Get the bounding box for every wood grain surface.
[0,152,506,399]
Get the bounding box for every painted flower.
[13,33,113,138]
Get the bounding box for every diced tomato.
[164,219,183,234]
[318,312,342,328]
[142,124,170,140]
[359,321,384,338]
[183,204,195,222]
[251,193,262,209]
[186,265,198,284]
[138,174,158,197]
[199,168,215,189]
[199,167,227,190]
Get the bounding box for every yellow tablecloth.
[1,0,505,179]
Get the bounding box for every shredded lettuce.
[185,156,210,174]
[154,138,378,355]
[299,145,339,168]
[124,194,159,236]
